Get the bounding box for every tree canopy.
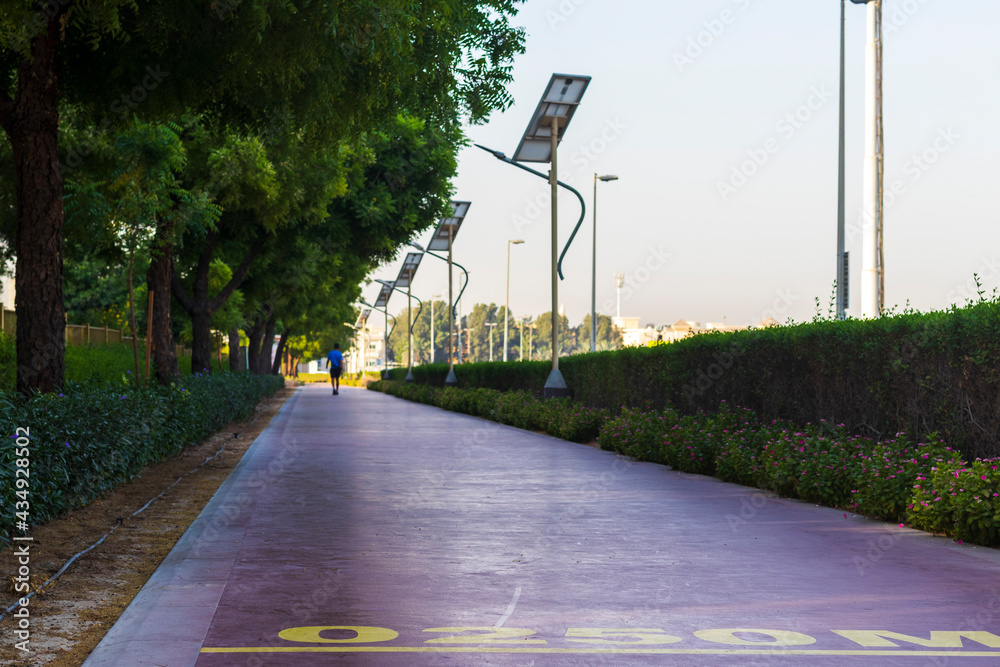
[0,0,526,392]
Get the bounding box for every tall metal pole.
[504,241,512,362]
[836,0,847,319]
[405,284,414,382]
[591,173,598,352]
[520,317,525,361]
[457,272,464,364]
[383,308,388,378]
[550,116,559,370]
[544,116,568,397]
[861,0,884,318]
[445,228,457,385]
[430,300,435,364]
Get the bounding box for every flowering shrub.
[597,408,678,460]
[536,399,610,443]
[907,458,1000,545]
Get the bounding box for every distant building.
[1,253,14,312]
[615,316,778,348]
[298,325,385,375]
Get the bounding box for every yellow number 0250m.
[278,626,683,645]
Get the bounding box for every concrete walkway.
[85,384,1000,665]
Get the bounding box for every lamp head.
[474,143,508,160]
[409,241,425,252]
[511,239,525,245]
[598,175,619,182]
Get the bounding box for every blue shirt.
[327,349,344,369]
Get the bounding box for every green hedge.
[392,300,1000,460]
[0,372,284,549]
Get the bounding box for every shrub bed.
[0,373,283,548]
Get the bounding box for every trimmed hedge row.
[371,380,608,444]
[0,373,284,548]
[389,300,1000,460]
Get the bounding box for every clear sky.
[366,0,1000,329]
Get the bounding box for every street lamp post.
[510,73,591,397]
[376,276,423,383]
[592,174,618,351]
[504,239,524,361]
[485,322,497,362]
[353,308,371,374]
[414,201,470,386]
[381,253,424,382]
[519,316,525,361]
[362,293,395,378]
[429,294,441,363]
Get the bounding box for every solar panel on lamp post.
[369,280,395,378]
[592,174,618,352]
[377,277,423,382]
[385,253,424,382]
[419,201,471,386]
[512,74,591,397]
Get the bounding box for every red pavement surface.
[84,384,1000,666]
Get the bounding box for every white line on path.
[495,586,523,628]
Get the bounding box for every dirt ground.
[0,384,297,666]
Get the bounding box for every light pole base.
[445,369,458,386]
[405,369,415,383]
[543,368,569,399]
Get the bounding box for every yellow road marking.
[200,646,1000,656]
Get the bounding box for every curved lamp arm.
[474,143,586,280]
[387,312,397,340]
[423,249,469,319]
[409,295,423,336]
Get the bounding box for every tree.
[578,313,624,351]
[0,0,526,393]
[465,302,498,362]
[532,312,574,359]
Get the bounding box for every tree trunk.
[290,355,301,377]
[146,236,181,384]
[259,317,275,375]
[228,327,242,373]
[271,330,289,376]
[172,234,266,374]
[245,317,265,376]
[126,233,141,381]
[190,309,213,374]
[1,18,65,395]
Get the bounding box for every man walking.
[327,343,344,395]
